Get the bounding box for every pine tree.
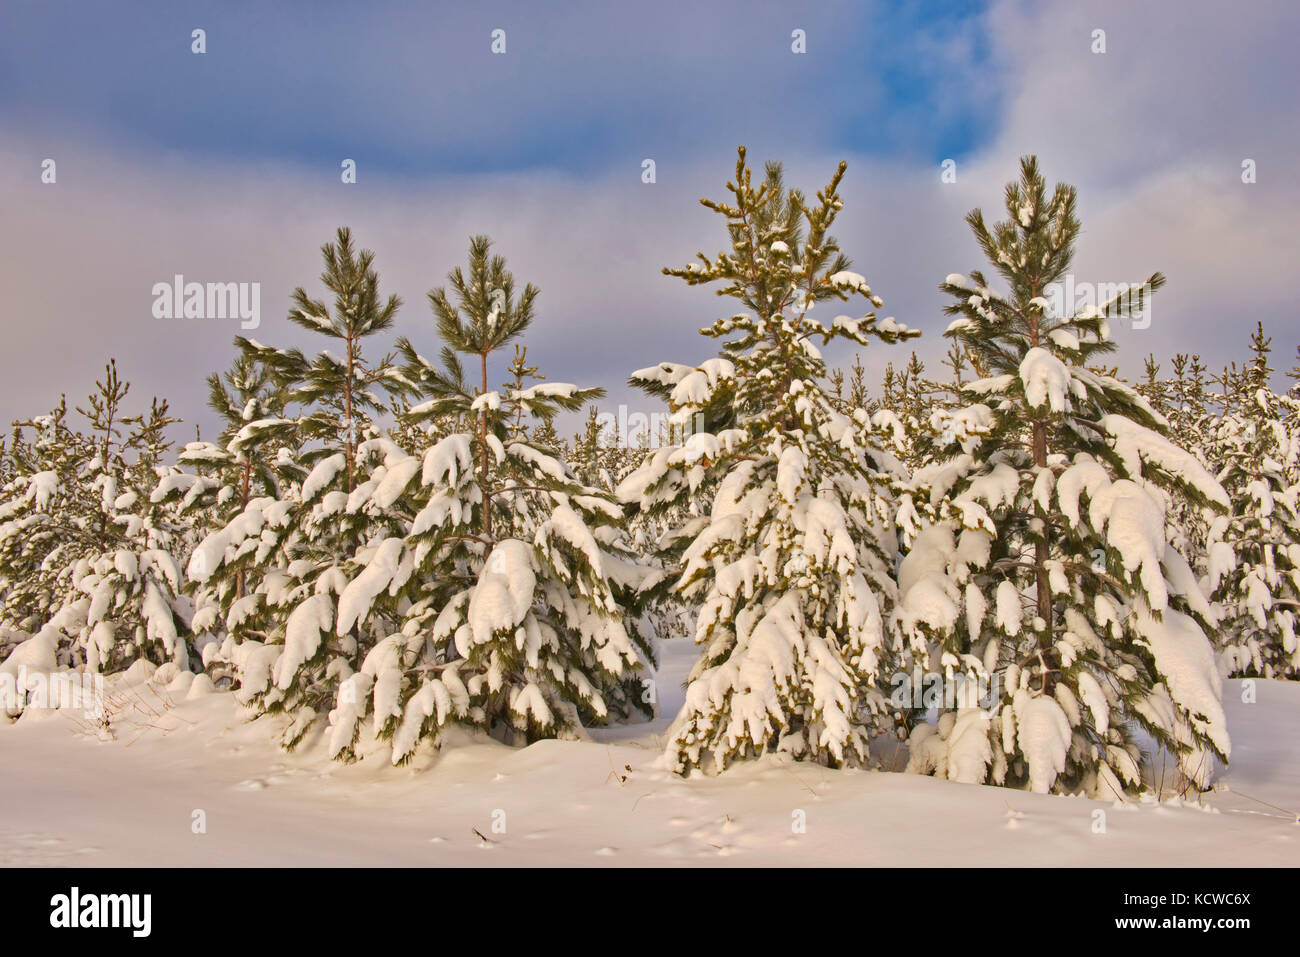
[1167,354,1212,449]
[621,147,919,773]
[153,348,303,681]
[1210,323,1300,678]
[846,353,871,411]
[0,363,191,678]
[241,225,405,481]
[892,352,937,470]
[569,406,627,491]
[1286,344,1300,399]
[1137,354,1171,416]
[940,342,978,392]
[313,235,655,762]
[898,157,1231,796]
[0,398,90,639]
[502,344,544,442]
[1157,352,1219,574]
[186,229,409,747]
[530,418,564,457]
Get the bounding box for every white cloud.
[1,0,1296,442]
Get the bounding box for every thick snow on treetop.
[907,447,1216,621]
[828,270,874,299]
[629,361,697,388]
[0,470,62,515]
[369,456,421,510]
[466,539,537,649]
[301,454,347,503]
[421,434,474,487]
[1019,347,1071,412]
[1009,689,1074,794]
[614,430,748,508]
[337,538,407,636]
[535,504,608,584]
[666,358,735,411]
[510,382,578,402]
[274,593,334,690]
[894,525,964,635]
[186,497,286,583]
[1101,415,1229,508]
[1136,607,1230,762]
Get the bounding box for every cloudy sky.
[1,0,1296,441]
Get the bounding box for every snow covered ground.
[1,638,1296,867]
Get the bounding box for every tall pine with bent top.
[899,157,1231,796]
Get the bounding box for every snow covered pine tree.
[0,363,191,686]
[327,235,654,762]
[899,156,1232,796]
[185,227,410,749]
[154,349,304,685]
[1150,352,1218,574]
[621,147,919,773]
[1210,323,1300,678]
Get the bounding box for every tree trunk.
[1028,283,1054,668]
[236,459,252,599]
[480,351,492,537]
[344,334,355,493]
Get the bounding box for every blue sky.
[1,0,1297,439]
[2,1,995,173]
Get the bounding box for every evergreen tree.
[892,352,937,470]
[846,353,872,411]
[898,157,1231,796]
[569,406,627,491]
[1210,323,1300,678]
[502,344,544,442]
[240,226,405,481]
[186,229,408,746]
[0,363,191,677]
[1137,354,1171,416]
[1166,354,1212,449]
[621,147,919,773]
[1156,353,1219,569]
[153,349,303,680]
[1286,344,1300,399]
[315,235,655,762]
